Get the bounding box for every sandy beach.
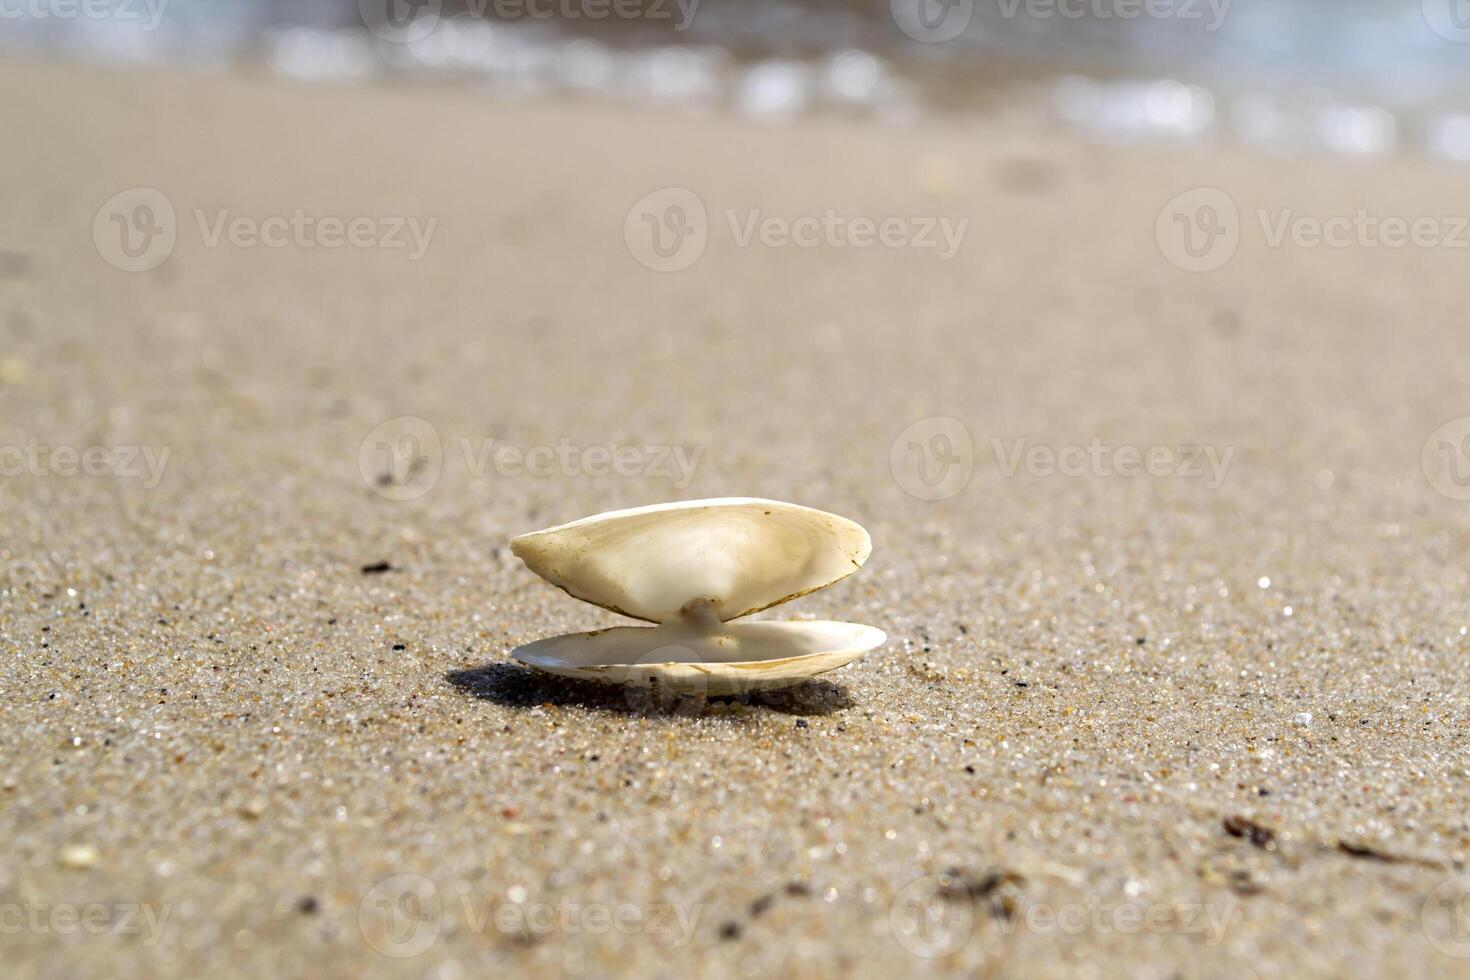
[3,57,1470,978]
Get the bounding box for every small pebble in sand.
[59,844,99,869]
[1223,815,1276,850]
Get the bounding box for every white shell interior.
[511,620,886,695]
[510,497,871,624]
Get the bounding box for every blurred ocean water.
[5,0,1470,161]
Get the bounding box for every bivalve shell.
[509,498,883,693]
[510,497,871,624]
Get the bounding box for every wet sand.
[2,58,1469,978]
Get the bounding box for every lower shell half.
[511,620,885,695]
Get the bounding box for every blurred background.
[6,0,1470,161]
[6,4,1470,978]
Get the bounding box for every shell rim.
[509,497,873,624]
[510,621,886,692]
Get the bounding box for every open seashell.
[509,498,884,694]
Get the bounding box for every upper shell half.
[510,498,872,624]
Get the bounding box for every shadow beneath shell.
[445,663,854,718]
